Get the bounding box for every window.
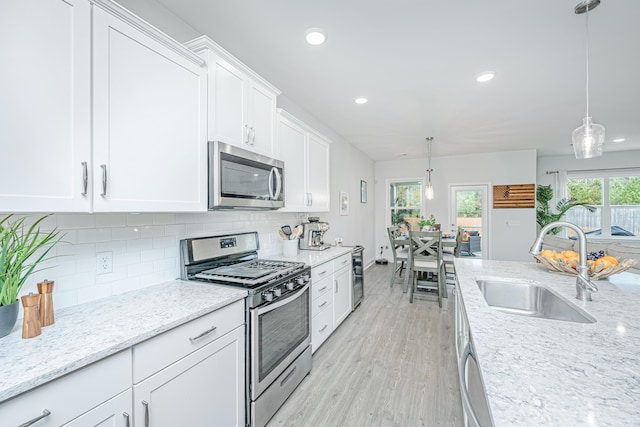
[389,181,423,231]
[564,169,640,238]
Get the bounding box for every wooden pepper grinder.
[37,280,55,327]
[21,293,42,339]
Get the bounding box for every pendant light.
[571,0,605,159]
[425,137,434,200]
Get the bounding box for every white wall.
[375,149,537,262]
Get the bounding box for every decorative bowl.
[534,255,638,280]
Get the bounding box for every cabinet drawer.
[311,290,332,318]
[0,350,131,427]
[311,305,333,353]
[133,299,244,383]
[311,261,333,283]
[333,253,352,271]
[311,275,332,300]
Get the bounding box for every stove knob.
[263,292,274,302]
[273,288,282,297]
[286,282,295,291]
[303,274,310,282]
[296,277,305,285]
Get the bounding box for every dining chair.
[408,230,444,307]
[443,227,463,283]
[387,226,410,288]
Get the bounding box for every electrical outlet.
[96,251,113,275]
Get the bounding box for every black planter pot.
[0,300,19,338]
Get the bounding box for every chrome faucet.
[530,221,598,301]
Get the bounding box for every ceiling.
[155,0,640,161]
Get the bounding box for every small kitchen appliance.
[180,232,311,427]
[299,219,331,251]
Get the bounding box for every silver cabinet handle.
[319,285,328,292]
[308,192,313,206]
[100,164,107,197]
[318,301,328,309]
[460,343,482,427]
[244,124,251,144]
[189,325,217,342]
[279,366,296,387]
[341,259,349,265]
[250,126,256,145]
[319,324,328,332]
[17,409,51,427]
[123,412,131,427]
[318,270,328,276]
[81,161,88,196]
[142,400,149,427]
[335,279,338,293]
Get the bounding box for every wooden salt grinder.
[37,280,55,327]
[21,293,42,339]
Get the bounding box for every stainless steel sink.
[476,280,596,324]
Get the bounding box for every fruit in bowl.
[535,249,637,279]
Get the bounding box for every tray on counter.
[534,255,638,280]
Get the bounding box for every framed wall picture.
[339,191,350,215]
[360,180,367,203]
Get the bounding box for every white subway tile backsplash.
[96,269,127,285]
[96,240,127,253]
[57,243,96,257]
[152,236,176,249]
[126,238,154,252]
[140,225,165,239]
[111,277,142,294]
[174,213,196,223]
[77,283,113,304]
[112,227,141,241]
[57,214,95,229]
[76,228,112,244]
[164,224,186,236]
[126,213,154,226]
[127,262,154,278]
[153,213,176,225]
[94,213,127,227]
[154,258,176,272]
[140,248,165,262]
[185,223,205,236]
[142,271,166,287]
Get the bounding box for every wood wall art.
[493,184,535,208]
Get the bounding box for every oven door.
[209,141,284,210]
[250,283,310,400]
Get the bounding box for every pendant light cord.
[585,2,590,118]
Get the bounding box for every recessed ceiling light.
[476,72,495,83]
[354,97,368,104]
[305,28,326,46]
[612,138,626,143]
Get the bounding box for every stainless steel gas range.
[180,232,312,427]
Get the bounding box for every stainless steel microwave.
[208,141,284,210]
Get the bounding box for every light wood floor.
[268,263,464,427]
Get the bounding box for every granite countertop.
[270,245,354,267]
[0,281,247,403]
[454,258,640,426]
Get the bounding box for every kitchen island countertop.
[0,280,247,403]
[455,258,640,426]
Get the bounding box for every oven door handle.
[257,283,309,315]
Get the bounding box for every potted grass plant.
[0,214,62,338]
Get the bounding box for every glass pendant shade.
[572,117,605,159]
[425,182,434,200]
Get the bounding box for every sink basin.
[476,280,596,324]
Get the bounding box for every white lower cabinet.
[310,253,353,353]
[133,325,245,427]
[63,389,132,427]
[0,350,131,426]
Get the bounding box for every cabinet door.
[63,389,132,427]
[133,326,245,427]
[277,115,308,211]
[92,6,207,212]
[333,266,352,328]
[247,79,276,156]
[211,57,247,147]
[307,131,331,211]
[0,0,91,212]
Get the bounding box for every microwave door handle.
[268,167,276,199]
[273,167,282,200]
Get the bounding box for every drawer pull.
[189,325,217,342]
[318,270,328,276]
[280,366,297,387]
[318,301,328,309]
[319,285,328,292]
[123,412,131,427]
[341,259,349,264]
[142,400,149,427]
[18,409,51,427]
[319,324,328,332]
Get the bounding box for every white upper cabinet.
[92,1,207,212]
[186,36,280,157]
[0,0,91,212]
[276,109,331,212]
[0,0,207,213]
